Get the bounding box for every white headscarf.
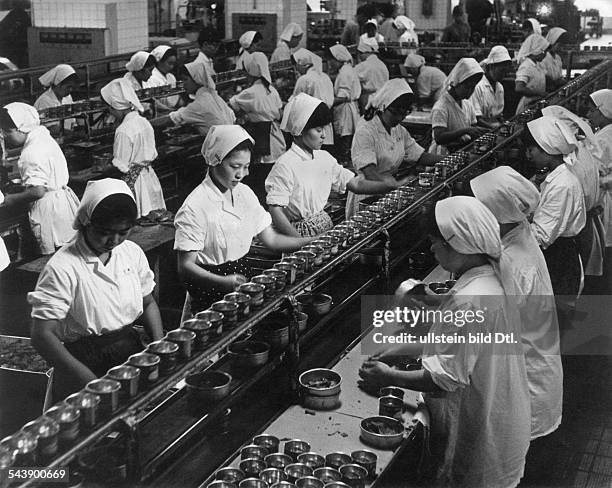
[546,27,567,46]
[516,34,549,64]
[239,31,257,54]
[74,178,134,230]
[184,60,215,90]
[280,93,323,137]
[150,45,172,62]
[279,23,304,42]
[125,51,153,72]
[542,105,594,140]
[393,15,416,32]
[244,52,272,85]
[444,57,483,90]
[404,54,425,68]
[590,89,612,120]
[526,18,542,35]
[470,166,540,223]
[100,78,144,113]
[365,18,378,28]
[527,115,580,171]
[0,190,8,271]
[4,102,40,133]
[435,196,502,260]
[38,64,76,87]
[330,44,353,63]
[201,125,254,166]
[357,36,379,53]
[366,78,413,112]
[292,48,323,73]
[480,45,511,66]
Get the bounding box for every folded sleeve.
[169,99,205,127]
[431,102,449,129]
[331,161,355,193]
[28,263,75,321]
[265,161,294,207]
[515,62,532,84]
[132,242,155,297]
[531,187,567,249]
[402,127,425,162]
[470,86,484,117]
[173,204,207,252]
[19,153,49,187]
[351,124,378,171]
[417,72,433,99]
[112,131,133,173]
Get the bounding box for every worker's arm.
[1,186,46,207]
[268,205,301,237]
[515,80,546,98]
[141,293,164,342]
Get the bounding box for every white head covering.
[330,44,353,63]
[435,196,502,259]
[239,31,257,54]
[480,45,511,66]
[357,36,379,53]
[125,51,153,72]
[74,178,134,230]
[281,93,323,137]
[184,60,215,90]
[542,105,594,140]
[527,115,579,169]
[404,54,425,68]
[100,78,144,112]
[393,16,415,32]
[150,45,172,62]
[366,78,413,112]
[201,125,254,166]
[244,52,272,85]
[292,48,323,73]
[0,191,8,272]
[444,57,483,90]
[279,23,304,42]
[365,18,378,28]
[526,18,542,35]
[516,34,549,64]
[4,102,40,133]
[470,166,540,223]
[38,64,76,87]
[546,27,567,46]
[590,89,612,120]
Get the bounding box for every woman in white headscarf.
[147,45,181,112]
[328,44,361,165]
[524,115,586,300]
[402,54,446,106]
[360,18,385,44]
[0,103,79,255]
[34,64,78,134]
[266,93,402,237]
[470,46,512,126]
[392,15,418,55]
[29,178,163,399]
[123,51,156,91]
[429,57,487,155]
[471,166,563,442]
[101,78,166,218]
[229,52,286,204]
[290,48,335,150]
[515,34,549,114]
[354,37,389,112]
[168,60,235,137]
[174,125,311,315]
[347,79,442,218]
[360,196,530,488]
[542,27,568,87]
[271,23,304,64]
[236,30,263,70]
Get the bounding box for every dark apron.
[185,256,252,315]
[65,326,143,378]
[542,236,581,297]
[243,121,272,158]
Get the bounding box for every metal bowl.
[265,453,293,469]
[239,478,269,488]
[273,262,297,285]
[299,369,341,397]
[185,371,232,402]
[284,463,313,483]
[297,452,325,470]
[295,476,324,488]
[324,452,351,470]
[322,483,350,488]
[241,444,270,461]
[339,464,368,488]
[253,434,280,453]
[228,340,270,368]
[216,467,246,484]
[259,468,287,485]
[295,293,332,315]
[270,483,297,488]
[312,467,341,484]
[302,394,340,411]
[284,440,311,462]
[240,459,268,478]
[379,387,404,400]
[209,481,238,488]
[350,450,377,478]
[359,416,404,450]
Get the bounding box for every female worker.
[360,18,385,44]
[392,16,418,56]
[470,166,563,441]
[542,27,568,88]
[429,57,487,155]
[29,178,164,399]
[168,60,235,137]
[354,37,389,112]
[266,94,409,237]
[402,54,446,107]
[515,18,543,64]
[123,51,155,91]
[347,79,442,218]
[0,103,79,255]
[291,48,335,151]
[174,125,312,314]
[229,52,285,204]
[328,44,361,165]
[271,23,304,64]
[525,115,586,300]
[236,30,263,69]
[194,28,217,84]
[515,34,549,114]
[470,46,512,127]
[359,196,530,488]
[101,78,166,218]
[147,45,181,113]
[34,64,79,133]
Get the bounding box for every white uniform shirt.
[265,143,355,221]
[470,75,504,119]
[19,126,79,254]
[146,67,180,111]
[28,235,155,342]
[34,88,76,131]
[292,68,335,145]
[355,55,389,96]
[194,51,216,77]
[541,52,563,81]
[500,221,563,439]
[229,80,286,162]
[359,33,385,43]
[169,87,236,137]
[422,264,530,488]
[416,66,446,102]
[429,91,478,155]
[270,42,292,64]
[174,173,272,266]
[532,163,586,248]
[593,124,612,246]
[515,58,546,114]
[333,63,361,137]
[123,71,142,91]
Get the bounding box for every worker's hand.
[464,126,487,138]
[395,175,413,188]
[0,194,16,207]
[223,274,248,291]
[358,359,395,388]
